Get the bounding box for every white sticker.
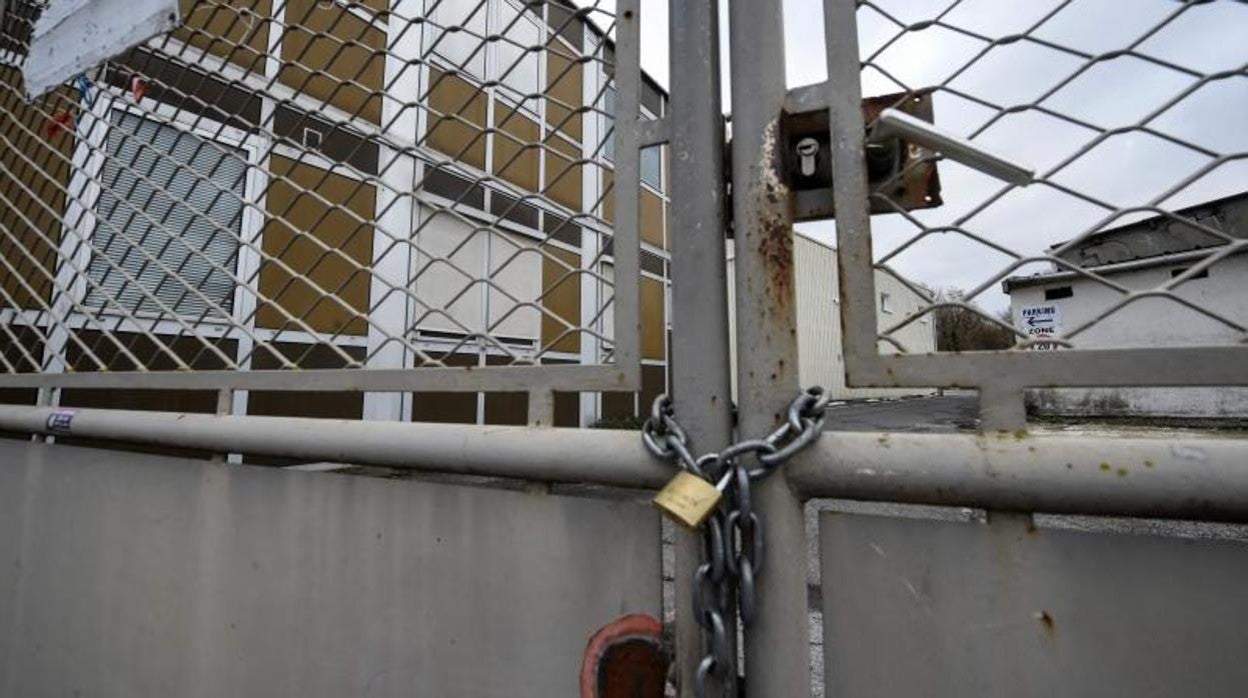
[46,408,77,433]
[1019,303,1061,349]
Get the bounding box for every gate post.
[726,0,813,695]
[666,0,736,694]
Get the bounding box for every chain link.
[643,387,828,697]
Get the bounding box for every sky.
[584,0,1248,314]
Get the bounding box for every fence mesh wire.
[0,0,652,389]
[849,0,1247,355]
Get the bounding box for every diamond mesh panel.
[844,0,1247,356]
[0,0,648,392]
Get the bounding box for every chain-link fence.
[856,0,1247,349]
[0,0,669,423]
[809,0,1248,425]
[0,2,1247,697]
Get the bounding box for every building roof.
[1053,190,1246,261]
[1002,244,1246,292]
[1003,190,1248,293]
[561,0,669,109]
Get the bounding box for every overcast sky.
[588,0,1247,314]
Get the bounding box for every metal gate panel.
[817,0,1248,428]
[0,0,646,402]
[0,440,661,697]
[819,511,1248,698]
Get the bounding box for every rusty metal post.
[666,0,736,694]
[727,0,812,695]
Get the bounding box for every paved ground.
[822,393,979,433]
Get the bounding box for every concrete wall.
[0,441,662,697]
[727,235,937,401]
[1009,254,1248,418]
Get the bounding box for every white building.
[1004,192,1248,419]
[728,233,937,401]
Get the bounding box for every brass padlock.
[653,470,730,529]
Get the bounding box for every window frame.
[407,200,549,351]
[422,0,546,122]
[640,145,662,192]
[492,0,544,111]
[0,0,39,67]
[316,0,387,30]
[600,85,616,163]
[1043,285,1074,301]
[423,0,491,82]
[61,88,264,331]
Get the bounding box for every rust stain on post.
[755,119,795,307]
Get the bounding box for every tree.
[932,288,1016,351]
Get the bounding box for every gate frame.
[818,0,1248,430]
[723,0,814,695]
[663,0,738,693]
[1,1,1248,697]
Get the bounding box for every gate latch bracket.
[777,90,945,222]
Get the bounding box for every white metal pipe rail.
[0,404,669,488]
[9,404,1246,523]
[789,430,1248,523]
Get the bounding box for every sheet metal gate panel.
[0,440,661,697]
[819,511,1248,697]
[0,0,1247,696]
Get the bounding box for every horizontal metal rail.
[0,405,668,488]
[4,404,1248,524]
[0,364,635,392]
[787,430,1248,523]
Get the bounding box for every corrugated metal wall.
[727,234,936,401]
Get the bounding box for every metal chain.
[643,387,829,697]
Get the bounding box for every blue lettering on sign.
[1020,303,1062,345]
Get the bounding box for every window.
[601,86,615,161]
[302,127,322,148]
[426,0,488,79]
[0,0,39,64]
[495,0,541,102]
[641,146,661,191]
[1044,286,1073,300]
[86,111,246,319]
[1171,266,1210,280]
[879,291,892,314]
[426,0,540,100]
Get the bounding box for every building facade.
[728,233,937,401]
[0,0,673,430]
[1004,192,1248,419]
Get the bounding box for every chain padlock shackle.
[642,387,829,697]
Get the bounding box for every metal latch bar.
[873,108,1035,187]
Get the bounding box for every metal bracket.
[778,90,945,222]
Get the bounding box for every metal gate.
[0,0,1246,696]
